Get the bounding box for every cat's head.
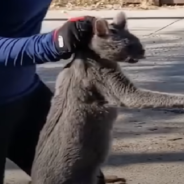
[89,12,145,63]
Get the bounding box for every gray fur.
[32,56,118,184]
[31,11,184,184]
[31,11,142,184]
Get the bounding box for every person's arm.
[0,32,62,66]
[0,16,94,67]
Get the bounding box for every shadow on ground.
[106,151,184,167]
[6,151,184,170]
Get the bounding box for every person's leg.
[97,170,106,184]
[0,99,27,184]
[7,81,53,175]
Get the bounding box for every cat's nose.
[140,49,145,56]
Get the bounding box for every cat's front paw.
[105,175,126,184]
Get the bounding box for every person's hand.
[53,16,95,59]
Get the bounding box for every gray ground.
[5,8,184,184]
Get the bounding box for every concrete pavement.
[42,8,184,35]
[5,159,31,184]
[45,8,184,19]
[5,8,184,184]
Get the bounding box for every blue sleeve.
[0,32,62,66]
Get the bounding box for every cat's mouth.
[125,55,145,64]
[123,57,138,64]
[127,58,139,63]
[124,48,145,64]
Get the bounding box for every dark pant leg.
[7,81,53,175]
[0,98,27,184]
[97,170,106,184]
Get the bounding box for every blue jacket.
[0,0,61,104]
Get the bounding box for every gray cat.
[31,12,184,184]
[31,11,144,184]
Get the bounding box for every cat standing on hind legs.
[31,11,144,184]
[32,11,184,184]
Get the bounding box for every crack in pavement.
[144,18,184,37]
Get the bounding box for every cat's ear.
[113,12,127,29]
[94,18,109,37]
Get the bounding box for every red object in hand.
[68,16,85,22]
